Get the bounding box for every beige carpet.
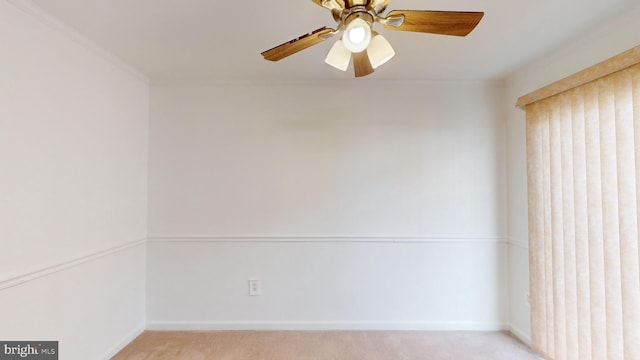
[112,331,541,360]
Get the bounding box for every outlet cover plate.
[249,279,261,296]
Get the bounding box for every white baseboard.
[509,324,531,346]
[146,321,509,332]
[100,323,145,360]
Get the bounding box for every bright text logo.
[0,342,57,359]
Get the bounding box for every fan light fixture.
[325,13,395,73]
[324,34,396,72]
[342,18,372,53]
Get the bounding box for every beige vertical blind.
[520,47,640,360]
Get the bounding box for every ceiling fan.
[261,0,484,78]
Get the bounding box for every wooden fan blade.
[383,10,484,36]
[353,50,374,78]
[369,0,391,10]
[312,0,345,10]
[262,27,335,62]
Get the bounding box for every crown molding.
[147,235,508,244]
[5,0,149,84]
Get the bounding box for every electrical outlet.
[248,279,261,296]
[525,291,531,307]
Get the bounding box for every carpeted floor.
[112,331,541,360]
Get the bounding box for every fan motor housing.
[346,11,373,26]
[342,6,375,27]
[345,0,367,8]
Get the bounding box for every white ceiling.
[29,0,638,82]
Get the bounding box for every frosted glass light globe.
[348,27,366,44]
[368,34,396,69]
[343,18,371,53]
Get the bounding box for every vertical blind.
[525,62,640,359]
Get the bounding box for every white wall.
[10,0,638,349]
[0,1,149,358]
[147,81,509,330]
[505,3,640,344]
